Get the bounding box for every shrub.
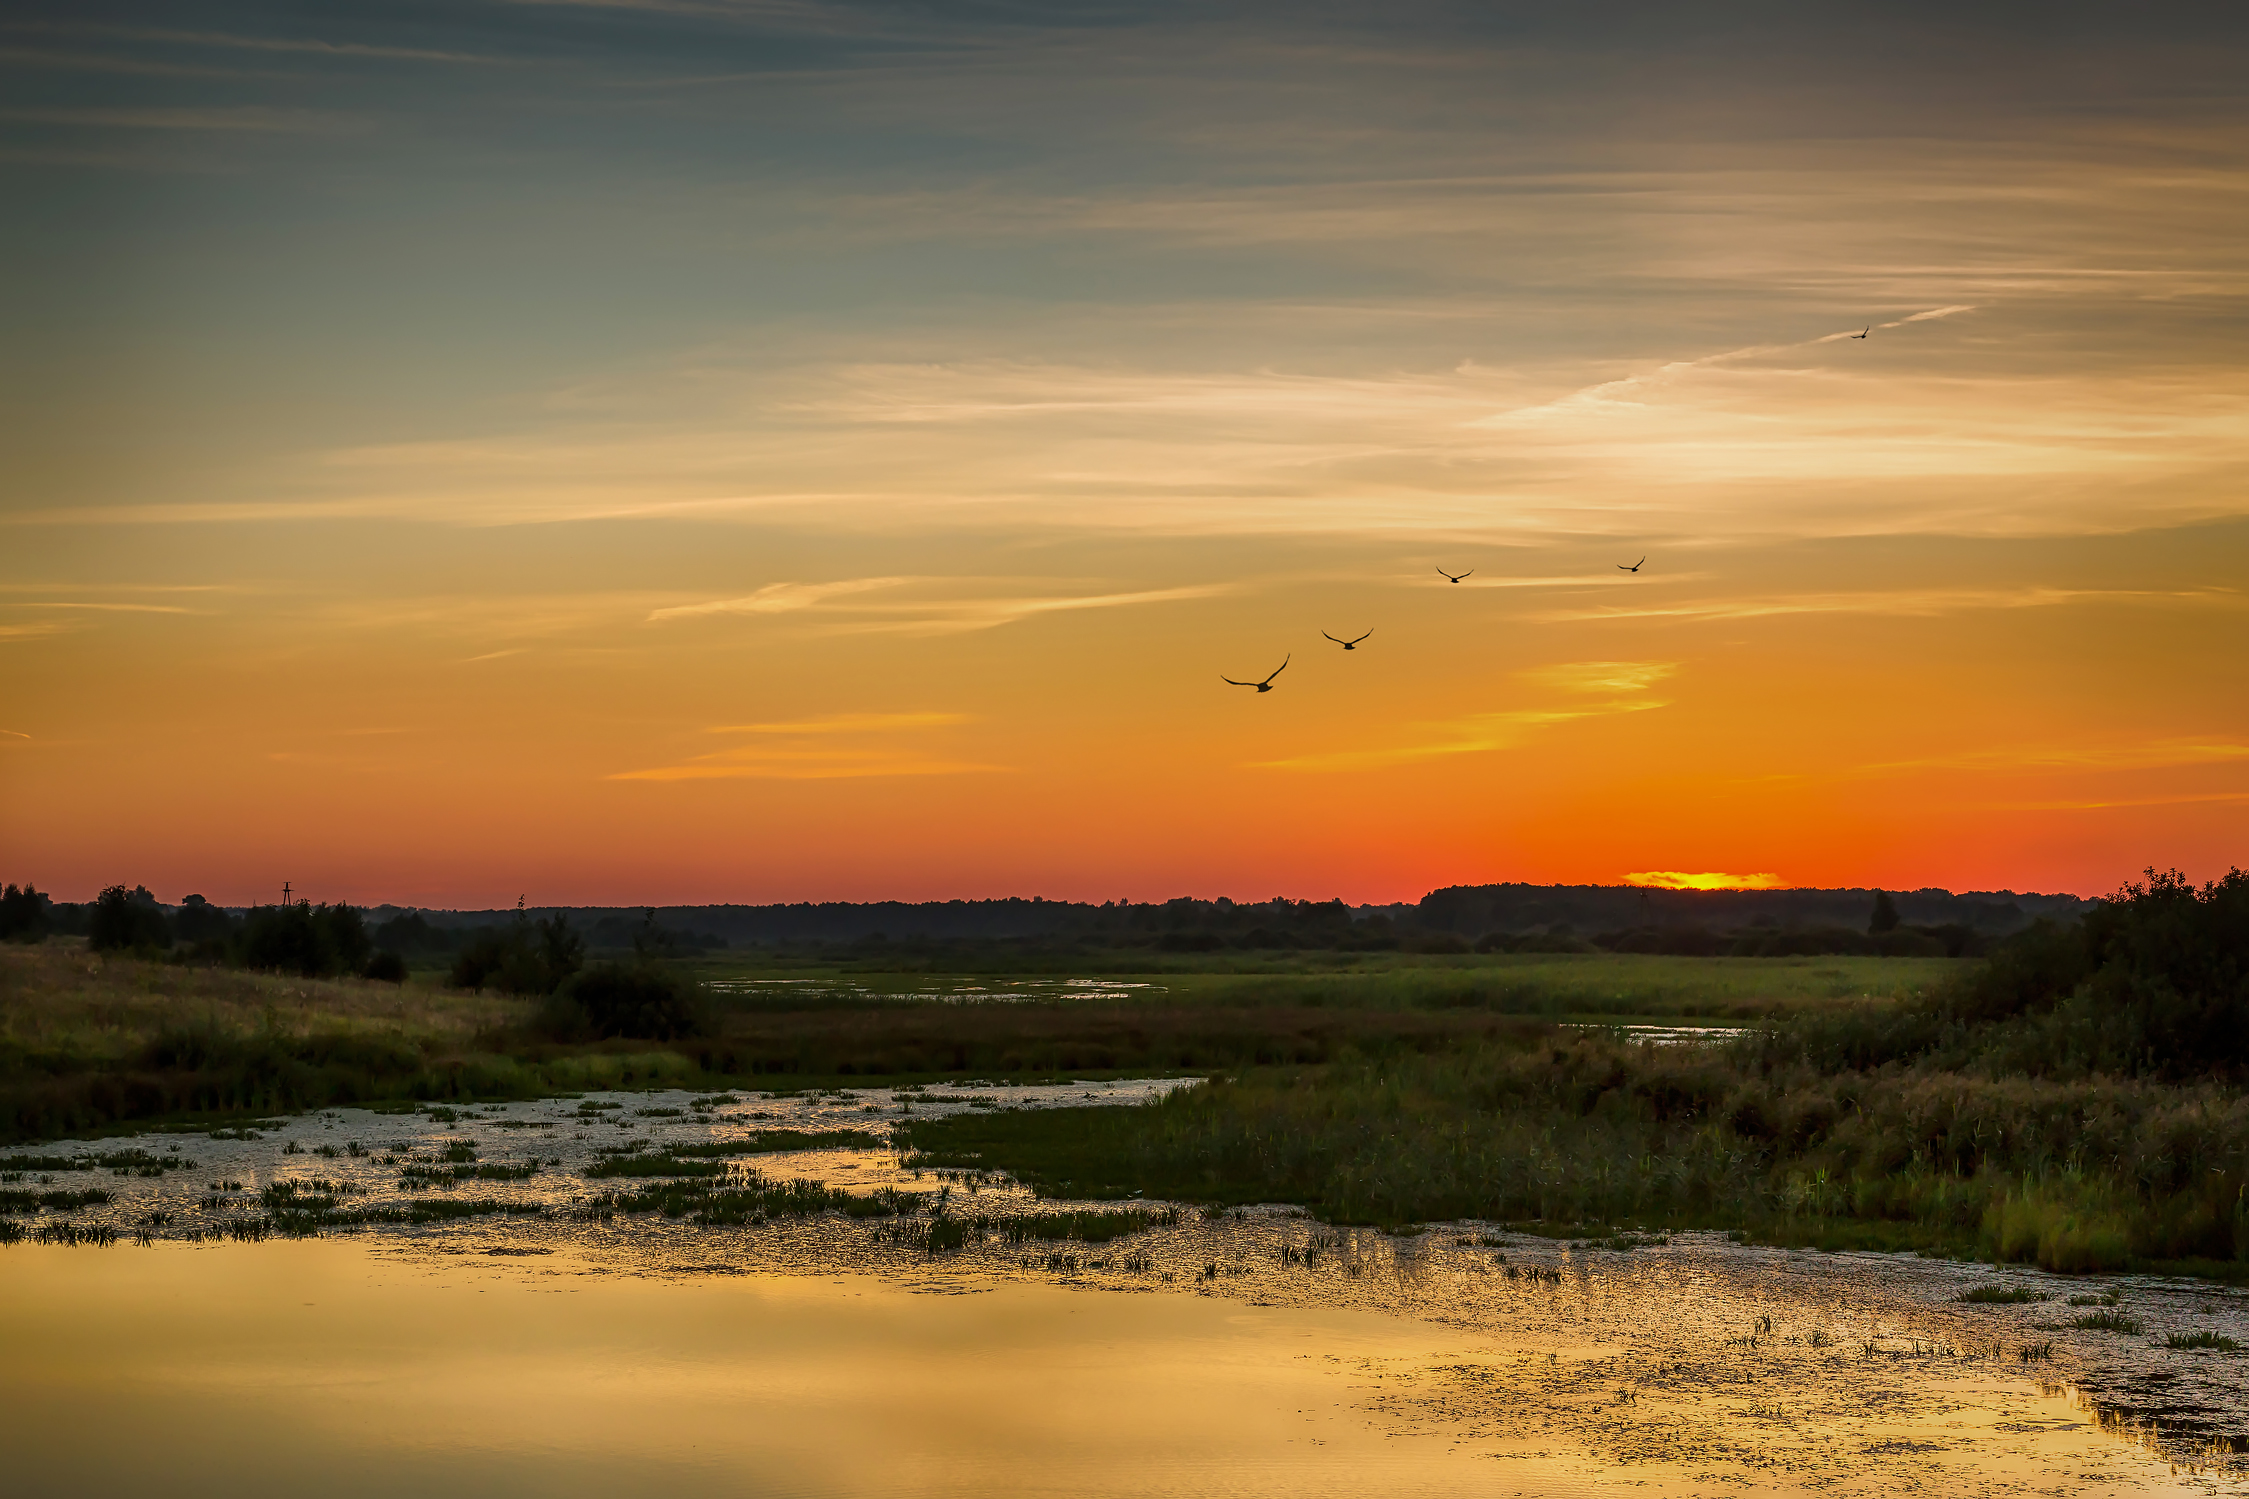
[364,950,409,984]
[449,914,583,995]
[539,962,706,1040]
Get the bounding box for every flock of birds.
[1221,556,1651,693]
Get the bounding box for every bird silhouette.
[1222,656,1289,693]
[1618,557,1645,573]
[1437,567,1473,583]
[1323,630,1372,650]
[1849,326,1869,339]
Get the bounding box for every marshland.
[4,871,2248,1491]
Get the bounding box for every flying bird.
[1323,630,1372,650]
[1437,567,1473,583]
[1618,557,1646,573]
[1849,326,1869,339]
[1222,655,1289,693]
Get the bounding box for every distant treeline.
[0,884,708,989]
[386,884,2090,954]
[2,880,2087,962]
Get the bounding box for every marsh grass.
[2166,1331,2245,1352]
[583,1130,883,1178]
[1959,1286,2050,1304]
[0,1187,112,1212]
[899,1029,2249,1276]
[2069,1310,2143,1333]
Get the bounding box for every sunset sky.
[3,2,2245,908]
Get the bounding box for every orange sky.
[3,4,2245,906]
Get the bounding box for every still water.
[2,1081,2243,1496]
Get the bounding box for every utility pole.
[282,881,292,908]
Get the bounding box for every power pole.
[281,881,292,908]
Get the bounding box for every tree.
[235,901,372,978]
[173,894,237,947]
[88,884,172,952]
[1869,890,1901,935]
[0,883,51,943]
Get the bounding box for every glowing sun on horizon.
[1624,871,1790,892]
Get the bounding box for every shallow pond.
[4,1080,2246,1496]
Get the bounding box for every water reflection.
[2,1080,2244,1494]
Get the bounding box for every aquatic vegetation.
[0,1187,112,1212]
[399,1161,539,1184]
[1959,1286,2049,1304]
[2070,1310,2143,1333]
[1000,1209,1163,1244]
[2167,1331,2245,1352]
[0,1149,175,1174]
[30,1220,118,1246]
[584,1130,883,1178]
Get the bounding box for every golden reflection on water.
[0,1241,2206,1499]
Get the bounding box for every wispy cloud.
[1259,656,1675,772]
[1858,739,2249,776]
[1535,587,2243,625]
[1519,660,1677,694]
[647,578,914,622]
[706,712,970,735]
[821,585,1232,636]
[609,749,1002,781]
[1983,790,2249,812]
[612,709,999,781]
[2,21,514,64]
[0,106,353,132]
[649,578,1230,635]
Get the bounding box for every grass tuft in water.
[1958,1285,2048,1304]
[2166,1331,2244,1352]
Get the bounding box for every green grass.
[1959,1286,2049,1304]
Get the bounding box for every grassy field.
[0,941,1958,1143]
[683,950,1966,1027]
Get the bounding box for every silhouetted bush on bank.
[448,913,583,995]
[536,962,707,1041]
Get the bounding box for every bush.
[87,885,171,952]
[364,950,409,984]
[448,914,583,995]
[538,962,706,1040]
